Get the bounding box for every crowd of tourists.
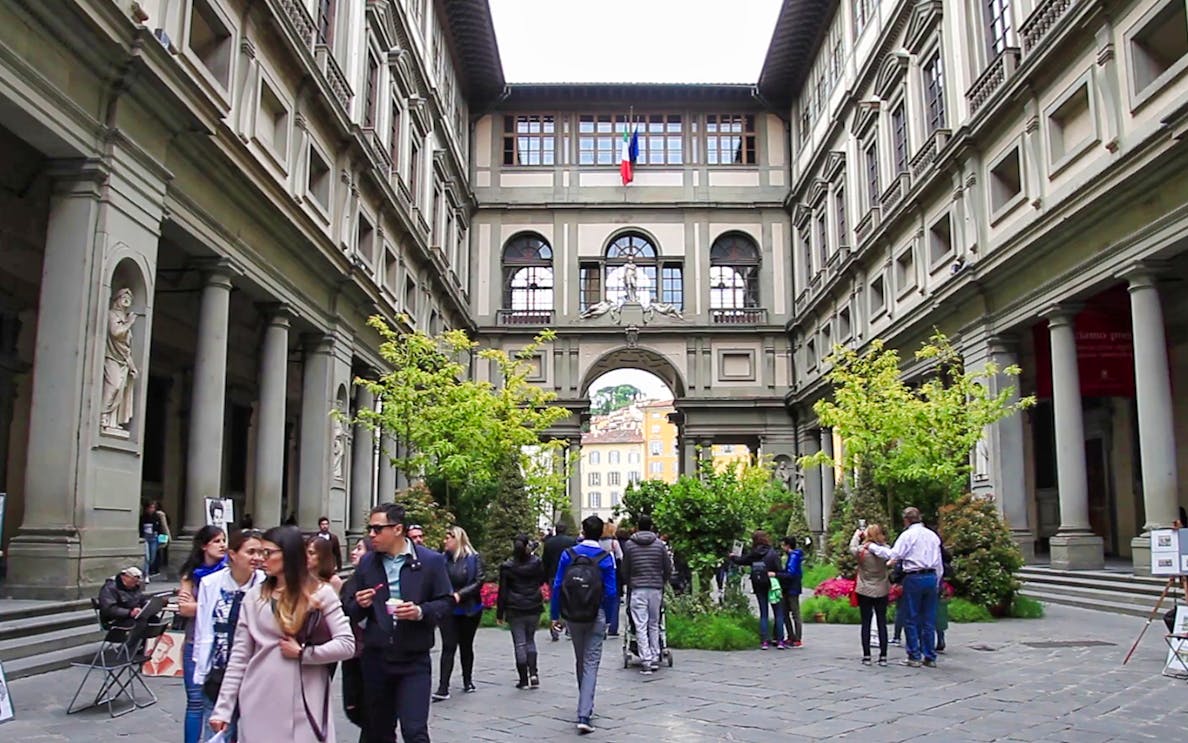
[96,500,951,740]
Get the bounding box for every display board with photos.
[1149,528,1188,576]
[0,659,14,724]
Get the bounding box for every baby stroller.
[622,591,674,669]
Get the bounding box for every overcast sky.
[488,0,784,84]
[588,368,673,400]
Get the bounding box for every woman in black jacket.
[496,534,545,689]
[730,530,786,649]
[434,526,486,701]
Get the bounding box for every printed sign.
[0,659,14,724]
[1150,528,1188,576]
[205,498,234,532]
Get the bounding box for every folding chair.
[1164,631,1188,680]
[67,598,139,717]
[121,619,170,709]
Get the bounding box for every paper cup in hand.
[386,598,399,616]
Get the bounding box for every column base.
[5,527,140,599]
[1049,532,1105,570]
[1012,529,1037,565]
[1131,534,1153,577]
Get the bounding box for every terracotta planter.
[813,611,827,623]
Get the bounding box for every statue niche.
[100,286,139,436]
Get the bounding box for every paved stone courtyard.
[3,603,1185,741]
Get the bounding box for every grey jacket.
[622,531,673,591]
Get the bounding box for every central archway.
[579,346,686,399]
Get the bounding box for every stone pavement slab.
[3,603,1187,741]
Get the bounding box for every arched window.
[578,232,683,311]
[710,233,760,311]
[501,233,553,322]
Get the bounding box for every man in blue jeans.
[551,515,617,735]
[864,506,943,667]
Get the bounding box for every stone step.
[1019,588,1155,619]
[1018,571,1175,598]
[3,644,98,681]
[0,609,96,643]
[0,624,102,662]
[0,598,93,623]
[1019,581,1163,608]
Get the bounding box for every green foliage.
[356,318,570,522]
[947,598,994,623]
[826,475,893,578]
[478,455,537,567]
[664,587,717,619]
[802,331,1034,523]
[719,578,753,617]
[666,612,759,650]
[397,483,455,550]
[614,479,669,525]
[554,509,578,536]
[939,494,1023,610]
[1010,595,1045,619]
[755,479,812,560]
[799,595,861,624]
[590,384,642,415]
[802,563,838,590]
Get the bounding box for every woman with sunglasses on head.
[432,526,486,701]
[307,535,344,593]
[192,529,265,741]
[209,526,355,743]
[178,526,228,743]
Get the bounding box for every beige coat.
[850,532,890,598]
[212,582,355,743]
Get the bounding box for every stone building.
[579,424,643,522]
[0,0,494,596]
[764,0,1188,573]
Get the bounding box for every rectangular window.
[579,262,602,312]
[189,0,233,88]
[627,451,640,465]
[799,224,813,281]
[896,249,915,295]
[989,146,1022,214]
[661,264,684,308]
[816,211,828,266]
[317,0,335,46]
[650,440,662,456]
[588,491,601,509]
[578,114,628,165]
[404,276,417,316]
[892,103,908,173]
[308,145,330,208]
[985,0,1013,57]
[839,306,852,339]
[924,53,947,133]
[257,81,289,161]
[364,54,379,127]
[853,0,875,36]
[409,137,421,202]
[1130,2,1188,96]
[628,471,641,484]
[650,461,664,475]
[870,274,886,315]
[609,471,621,486]
[588,472,601,487]
[835,187,848,245]
[706,114,756,165]
[389,98,401,169]
[503,115,556,166]
[638,114,683,165]
[357,215,375,265]
[864,140,880,208]
[929,214,953,266]
[609,451,621,465]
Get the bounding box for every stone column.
[800,425,823,535]
[184,264,234,533]
[1044,308,1104,570]
[820,428,836,529]
[567,437,583,524]
[349,386,376,538]
[987,335,1035,563]
[377,432,397,503]
[252,305,290,528]
[297,334,334,530]
[1126,268,1179,575]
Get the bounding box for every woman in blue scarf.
[177,525,227,743]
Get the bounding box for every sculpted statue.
[331,416,346,480]
[100,287,138,431]
[642,301,684,323]
[774,458,794,490]
[579,299,623,324]
[621,257,639,303]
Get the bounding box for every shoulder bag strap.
[298,612,332,742]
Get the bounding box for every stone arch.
[579,345,686,399]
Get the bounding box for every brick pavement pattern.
[3,603,1185,741]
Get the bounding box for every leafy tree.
[614,479,670,526]
[479,455,537,567]
[590,383,642,415]
[939,494,1023,611]
[398,482,455,550]
[825,474,894,578]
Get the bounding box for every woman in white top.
[192,529,265,740]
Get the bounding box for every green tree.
[613,479,670,526]
[478,455,537,568]
[825,474,894,578]
[940,494,1024,610]
[590,384,642,414]
[399,482,455,550]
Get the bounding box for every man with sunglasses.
[406,524,426,547]
[343,503,452,743]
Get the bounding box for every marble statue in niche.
[100,286,138,434]
[331,415,346,480]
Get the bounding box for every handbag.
[157,534,170,545]
[297,607,333,742]
[202,589,246,702]
[888,562,906,585]
[767,579,783,605]
[850,548,866,607]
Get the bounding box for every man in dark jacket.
[97,566,149,630]
[343,503,453,743]
[541,521,577,640]
[622,515,672,675]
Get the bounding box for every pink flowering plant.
[813,577,855,599]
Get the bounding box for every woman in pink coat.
[210,525,355,742]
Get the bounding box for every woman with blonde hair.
[432,525,486,701]
[850,523,891,667]
[209,525,355,742]
[599,520,625,635]
[306,535,343,592]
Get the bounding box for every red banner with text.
[1032,285,1135,399]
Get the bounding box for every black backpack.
[560,548,607,623]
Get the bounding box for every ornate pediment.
[408,94,430,133]
[387,47,413,94]
[824,151,846,181]
[851,99,881,136]
[874,52,911,99]
[793,202,812,228]
[808,178,829,207]
[905,0,944,55]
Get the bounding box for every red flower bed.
[479,580,552,609]
[816,577,952,603]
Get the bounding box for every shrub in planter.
[947,598,994,623]
[939,494,1023,610]
[1010,595,1045,619]
[799,595,861,624]
[667,612,759,650]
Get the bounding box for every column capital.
[300,332,335,356]
[1118,260,1172,290]
[1040,303,1083,327]
[258,302,294,327]
[45,157,109,194]
[987,333,1021,355]
[191,257,241,286]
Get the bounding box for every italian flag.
[620,127,639,185]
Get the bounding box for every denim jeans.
[144,539,158,578]
[756,597,785,643]
[507,612,539,667]
[183,642,205,743]
[567,610,606,721]
[901,572,938,661]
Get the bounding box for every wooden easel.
[1123,574,1188,665]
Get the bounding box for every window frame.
[923,51,947,134]
[709,232,761,311]
[705,114,756,165]
[501,233,555,315]
[601,232,683,308]
[503,114,557,166]
[984,0,1014,58]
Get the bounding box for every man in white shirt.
[864,506,942,668]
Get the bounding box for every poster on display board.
[205,498,234,533]
[0,659,14,724]
[1149,528,1188,576]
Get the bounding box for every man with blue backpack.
[550,514,617,735]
